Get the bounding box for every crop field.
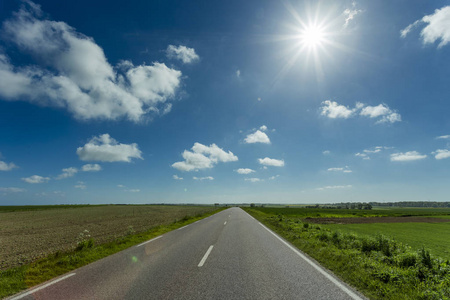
[0,205,217,271]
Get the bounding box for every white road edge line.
[177,225,189,231]
[198,245,214,267]
[9,273,76,300]
[136,235,163,247]
[259,223,363,300]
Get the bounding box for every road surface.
[8,207,366,300]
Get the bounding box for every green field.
[324,222,450,260]
[244,206,450,300]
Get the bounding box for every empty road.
[9,207,365,300]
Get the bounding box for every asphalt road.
[8,207,366,300]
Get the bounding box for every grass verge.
[0,208,225,299]
[244,207,450,300]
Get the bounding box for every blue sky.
[1,0,450,205]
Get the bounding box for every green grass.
[248,206,450,219]
[0,204,100,213]
[324,222,450,261]
[244,207,450,300]
[0,208,225,299]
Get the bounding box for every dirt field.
[0,205,217,271]
[306,216,450,224]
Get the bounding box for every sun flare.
[299,25,326,49]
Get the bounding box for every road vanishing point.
[8,207,366,300]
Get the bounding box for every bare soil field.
[306,216,450,224]
[0,205,217,271]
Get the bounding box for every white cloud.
[166,45,199,64]
[328,166,352,173]
[77,134,142,162]
[401,6,450,48]
[355,152,370,160]
[236,70,241,78]
[0,187,26,193]
[258,157,285,167]
[125,189,140,192]
[321,101,401,123]
[433,149,450,160]
[244,130,271,144]
[22,175,50,184]
[235,168,255,175]
[0,160,17,171]
[193,176,214,181]
[316,185,352,191]
[81,164,102,172]
[322,150,331,155]
[269,175,280,180]
[56,167,78,179]
[259,125,268,131]
[173,175,183,180]
[172,142,238,171]
[74,181,86,189]
[390,151,427,162]
[117,184,125,188]
[0,2,182,122]
[320,100,355,119]
[360,104,401,124]
[343,3,363,28]
[436,135,450,139]
[245,178,261,183]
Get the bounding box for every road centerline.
[198,245,214,267]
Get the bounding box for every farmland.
[0,205,219,271]
[244,206,450,299]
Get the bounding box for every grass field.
[324,222,450,260]
[244,206,450,300]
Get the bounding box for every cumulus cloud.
[193,176,214,181]
[269,175,280,180]
[244,130,271,144]
[401,6,450,48]
[22,175,50,184]
[258,157,285,167]
[343,3,363,28]
[0,160,17,171]
[316,185,352,191]
[0,2,182,122]
[390,151,427,162]
[236,70,241,78]
[0,187,26,193]
[81,164,102,172]
[320,100,356,119]
[432,149,450,160]
[77,134,142,162]
[166,45,199,64]
[172,142,238,172]
[173,175,183,180]
[245,178,261,183]
[235,168,255,174]
[321,101,401,123]
[322,150,331,155]
[56,167,78,179]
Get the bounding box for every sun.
[299,25,326,49]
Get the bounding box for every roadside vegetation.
[0,205,224,299]
[244,207,450,300]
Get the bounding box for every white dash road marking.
[198,245,214,267]
[136,236,163,247]
[224,221,227,225]
[10,273,76,300]
[259,223,364,300]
